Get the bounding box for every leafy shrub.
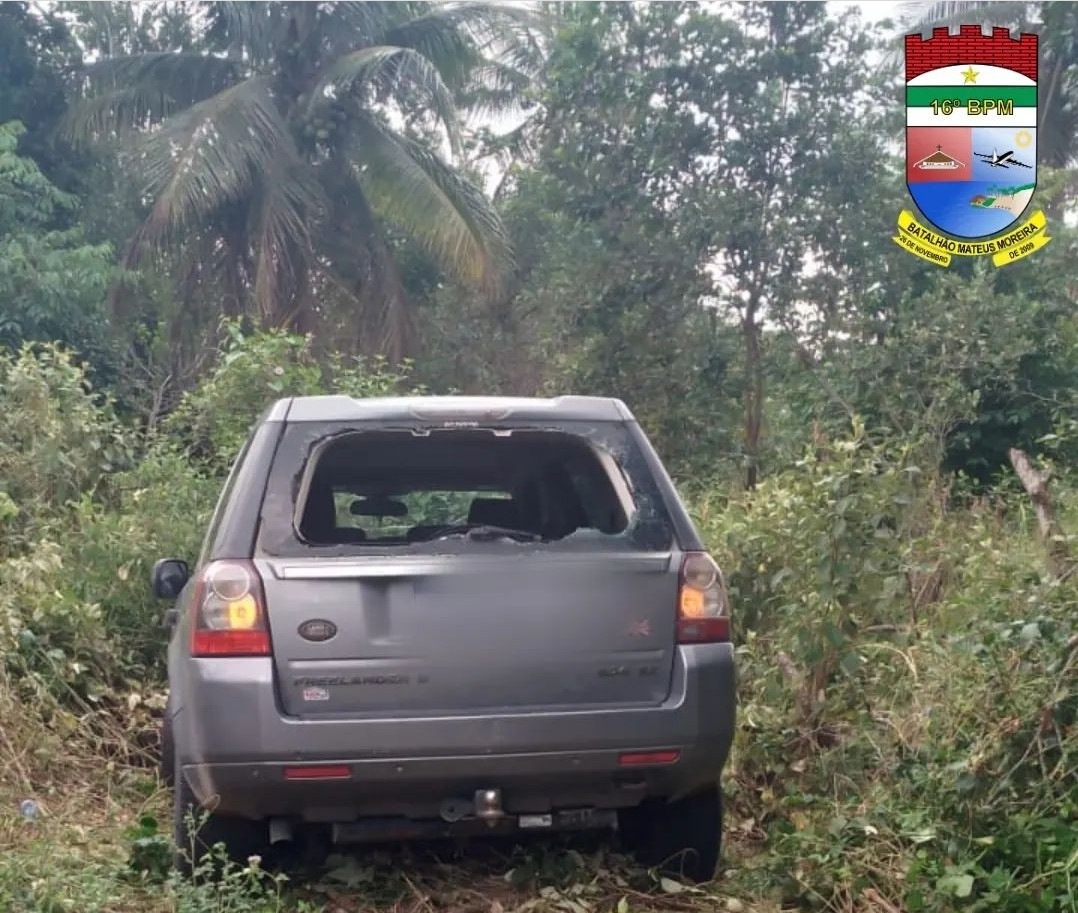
[0,121,116,372]
[0,808,291,913]
[0,539,115,702]
[0,345,137,706]
[0,343,131,553]
[698,427,1077,912]
[701,425,929,728]
[0,327,417,708]
[0,449,212,718]
[59,445,218,679]
[167,321,417,473]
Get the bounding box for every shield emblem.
[905,26,1038,240]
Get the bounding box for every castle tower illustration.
[905,26,1037,82]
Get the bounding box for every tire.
[172,745,267,876]
[617,784,723,883]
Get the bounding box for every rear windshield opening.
[295,429,637,547]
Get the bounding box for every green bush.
[698,427,1078,912]
[0,344,133,703]
[167,321,417,473]
[0,539,115,704]
[58,446,218,679]
[0,327,419,706]
[701,425,927,724]
[0,343,131,553]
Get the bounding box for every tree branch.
[1008,447,1070,577]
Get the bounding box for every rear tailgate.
[258,552,679,716]
[253,414,686,719]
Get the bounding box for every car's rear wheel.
[617,784,723,883]
[172,747,267,876]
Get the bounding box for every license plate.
[518,814,553,829]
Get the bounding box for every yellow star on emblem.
[961,65,979,84]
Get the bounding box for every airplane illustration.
[974,148,1031,169]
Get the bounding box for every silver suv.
[154,396,736,881]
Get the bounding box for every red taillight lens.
[677,552,731,644]
[190,560,271,657]
[618,750,681,766]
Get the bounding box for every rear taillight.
[190,560,271,657]
[677,552,731,644]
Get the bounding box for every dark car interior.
[296,429,633,545]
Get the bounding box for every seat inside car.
[466,497,521,528]
[299,479,367,544]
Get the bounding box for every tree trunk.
[1008,447,1069,576]
[743,308,763,490]
[285,257,317,337]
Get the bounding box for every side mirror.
[152,558,190,599]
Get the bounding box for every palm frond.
[251,155,325,320]
[459,60,537,120]
[387,2,547,57]
[384,2,548,90]
[897,1,1031,32]
[66,52,244,145]
[83,52,244,100]
[317,164,415,360]
[350,112,513,295]
[61,84,179,145]
[481,116,541,169]
[135,75,293,247]
[204,1,282,64]
[310,45,462,153]
[333,2,428,45]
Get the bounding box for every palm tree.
[898,2,1078,168]
[67,1,543,359]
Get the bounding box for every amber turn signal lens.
[679,587,706,618]
[227,594,259,629]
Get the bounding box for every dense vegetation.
[1,2,1076,912]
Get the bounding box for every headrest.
[302,479,368,543]
[467,497,520,529]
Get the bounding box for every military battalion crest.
[894,25,1050,267]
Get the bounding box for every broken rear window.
[257,421,674,555]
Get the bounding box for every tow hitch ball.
[473,788,504,825]
[438,788,505,825]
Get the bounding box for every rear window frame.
[255,419,677,557]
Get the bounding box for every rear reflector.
[283,765,352,780]
[618,750,681,766]
[676,616,731,644]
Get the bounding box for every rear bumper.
[172,643,736,819]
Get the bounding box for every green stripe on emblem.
[906,86,1036,107]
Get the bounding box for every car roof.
[263,395,635,424]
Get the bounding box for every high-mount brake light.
[676,552,731,644]
[191,560,271,656]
